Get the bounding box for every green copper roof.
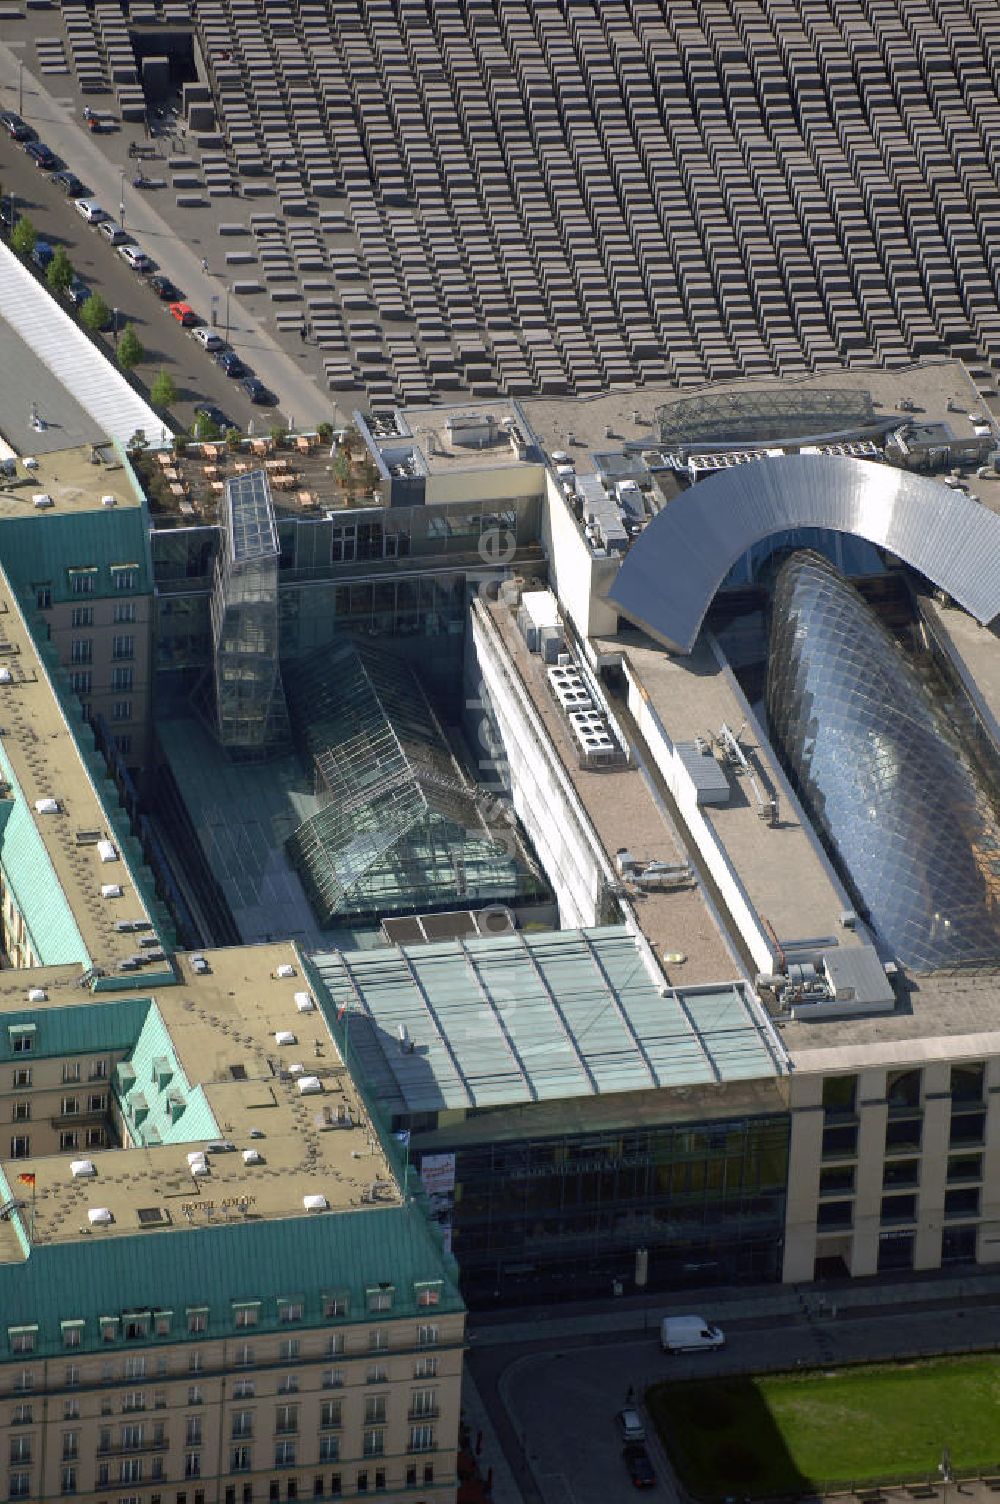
[0,507,152,608]
[0,743,89,968]
[119,1003,219,1146]
[0,997,150,1064]
[0,1200,462,1361]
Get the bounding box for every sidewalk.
[462,1367,525,1504]
[0,41,332,427]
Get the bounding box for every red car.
[169,301,198,327]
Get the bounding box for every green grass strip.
[648,1356,1000,1499]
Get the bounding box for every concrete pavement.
[0,39,334,429]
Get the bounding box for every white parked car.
[99,220,130,245]
[75,198,106,224]
[118,243,152,272]
[192,326,223,351]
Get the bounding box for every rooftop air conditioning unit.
[97,839,118,863]
[294,991,316,1012]
[32,493,53,509]
[274,1030,296,1046]
[27,988,46,1003]
[303,1193,328,1211]
[101,494,117,507]
[276,963,296,978]
[35,798,59,814]
[101,884,123,899]
[70,1160,96,1179]
[88,1207,112,1225]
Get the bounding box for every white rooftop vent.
[288,1062,306,1076]
[242,1148,263,1165]
[23,457,38,471]
[297,1075,322,1095]
[34,798,59,815]
[101,884,123,899]
[0,669,12,685]
[96,839,118,863]
[27,988,46,1003]
[186,1151,207,1167]
[294,990,316,1013]
[189,1160,210,1178]
[70,1159,96,1179]
[276,963,296,978]
[32,493,54,509]
[87,1207,112,1225]
[274,1030,296,1046]
[303,1193,328,1212]
[101,494,117,507]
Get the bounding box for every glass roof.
[313,929,786,1111]
[226,470,280,564]
[284,643,543,924]
[767,550,1000,972]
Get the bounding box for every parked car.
[66,277,92,308]
[0,196,16,231]
[0,111,33,141]
[149,274,180,301]
[75,198,106,225]
[241,375,273,404]
[617,1410,646,1445]
[119,243,152,273]
[51,170,85,197]
[30,239,54,270]
[623,1446,656,1490]
[213,347,245,377]
[193,403,232,434]
[25,141,58,170]
[98,220,130,245]
[169,301,198,327]
[192,326,223,351]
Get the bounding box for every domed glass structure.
[767,550,1000,972]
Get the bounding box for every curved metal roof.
[609,454,1000,653]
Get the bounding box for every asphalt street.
[0,42,333,431]
[467,1274,1000,1504]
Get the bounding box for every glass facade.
[209,473,290,755]
[436,1113,789,1306]
[767,550,1000,971]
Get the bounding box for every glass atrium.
[284,641,544,925]
[767,550,1000,971]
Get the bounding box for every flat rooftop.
[0,442,141,520]
[391,400,540,474]
[0,318,107,458]
[0,943,400,1256]
[596,626,867,963]
[520,360,991,475]
[0,562,165,977]
[313,927,785,1116]
[486,598,739,986]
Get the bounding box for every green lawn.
[647,1356,1000,1499]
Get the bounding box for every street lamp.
[18,59,23,118]
[224,284,231,345]
[939,1446,953,1504]
[119,167,125,230]
[112,307,119,350]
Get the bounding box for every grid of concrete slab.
[38,0,1000,405]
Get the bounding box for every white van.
[660,1315,725,1353]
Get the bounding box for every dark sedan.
[149,274,181,302]
[214,348,246,379]
[0,111,33,142]
[241,375,273,405]
[623,1447,656,1489]
[25,141,58,170]
[51,170,86,197]
[66,277,92,308]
